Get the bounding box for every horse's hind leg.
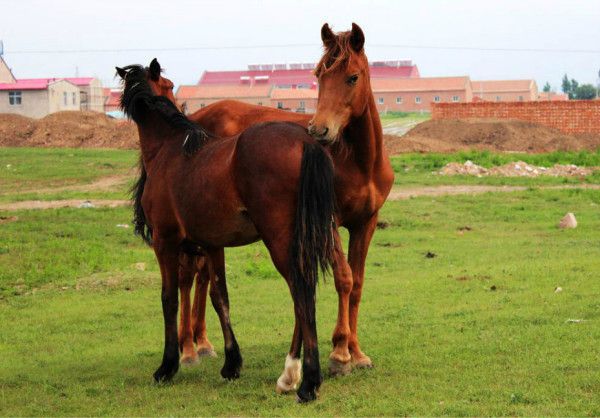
[276,322,302,394]
[207,249,242,380]
[192,257,216,358]
[178,252,199,366]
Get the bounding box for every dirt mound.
[385,119,600,154]
[439,160,596,177]
[0,111,138,149]
[0,114,36,145]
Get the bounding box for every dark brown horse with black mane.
[117,62,338,402]
[183,23,394,378]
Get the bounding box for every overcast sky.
[1,0,599,90]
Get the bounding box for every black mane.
[118,64,207,155]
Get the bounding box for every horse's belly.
[183,203,259,248]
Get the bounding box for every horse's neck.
[342,95,384,177]
[136,113,173,169]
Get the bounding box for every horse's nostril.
[322,127,329,136]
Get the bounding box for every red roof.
[104,90,121,107]
[198,64,419,86]
[0,77,96,91]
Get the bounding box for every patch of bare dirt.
[385,119,600,154]
[4,174,134,196]
[387,184,600,200]
[0,199,129,211]
[0,111,138,149]
[439,161,597,177]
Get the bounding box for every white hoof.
[275,354,302,394]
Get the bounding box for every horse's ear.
[115,67,127,79]
[149,58,161,81]
[321,23,336,48]
[350,23,365,52]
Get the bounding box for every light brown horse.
[183,23,394,380]
[117,62,339,402]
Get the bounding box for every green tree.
[543,82,552,92]
[574,84,598,100]
[561,74,571,95]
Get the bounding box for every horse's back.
[191,100,311,137]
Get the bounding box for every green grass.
[1,147,600,415]
[1,189,600,415]
[0,147,137,195]
[380,111,431,122]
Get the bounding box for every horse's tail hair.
[131,157,153,246]
[289,141,336,323]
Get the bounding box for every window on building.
[452,96,460,102]
[258,102,262,106]
[378,97,384,104]
[72,92,76,105]
[200,103,205,108]
[277,101,284,109]
[496,96,501,102]
[415,96,421,104]
[434,96,441,103]
[396,97,402,104]
[63,92,67,105]
[8,91,22,105]
[299,101,305,109]
[518,96,524,101]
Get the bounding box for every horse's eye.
[347,74,359,85]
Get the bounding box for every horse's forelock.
[314,30,355,77]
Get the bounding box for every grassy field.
[1,147,600,416]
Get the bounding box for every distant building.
[538,91,569,101]
[0,55,103,118]
[103,88,122,113]
[270,87,318,113]
[371,77,473,112]
[198,60,419,88]
[471,80,538,102]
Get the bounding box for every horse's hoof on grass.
[197,347,217,358]
[352,353,373,369]
[328,357,352,377]
[296,388,318,403]
[153,363,179,383]
[180,354,200,367]
[220,365,241,380]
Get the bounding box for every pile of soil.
[385,119,600,154]
[0,111,138,149]
[439,160,597,177]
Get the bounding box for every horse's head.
[309,23,370,145]
[116,58,179,110]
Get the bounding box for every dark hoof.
[296,387,318,403]
[221,345,242,380]
[153,362,179,382]
[220,364,241,380]
[296,376,321,403]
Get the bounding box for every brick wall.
[431,100,600,134]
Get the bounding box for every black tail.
[131,158,153,246]
[289,142,336,322]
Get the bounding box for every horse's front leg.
[328,232,354,376]
[346,214,378,368]
[153,237,181,382]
